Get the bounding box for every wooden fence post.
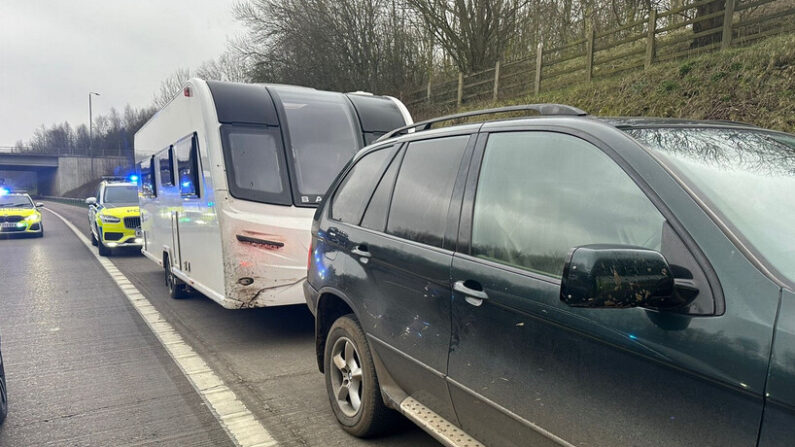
[534,42,544,95]
[426,78,432,103]
[585,26,595,82]
[493,60,501,101]
[645,9,657,69]
[457,72,464,106]
[722,0,736,49]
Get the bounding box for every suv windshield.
[626,127,795,284]
[103,185,139,205]
[0,194,33,208]
[273,87,361,203]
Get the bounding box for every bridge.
[0,147,130,196]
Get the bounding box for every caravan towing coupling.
[134,79,412,309]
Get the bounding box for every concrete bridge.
[0,149,131,196]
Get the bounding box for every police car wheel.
[90,230,97,246]
[98,238,111,256]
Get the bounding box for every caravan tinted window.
[175,134,200,198]
[220,125,291,205]
[158,148,174,187]
[138,157,155,197]
[274,87,361,203]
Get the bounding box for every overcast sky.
[0,0,245,146]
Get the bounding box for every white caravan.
[134,79,412,308]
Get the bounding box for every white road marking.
[45,207,278,447]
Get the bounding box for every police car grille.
[124,216,141,229]
[0,215,23,223]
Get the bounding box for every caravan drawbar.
[134,79,412,309]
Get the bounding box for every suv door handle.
[454,280,489,306]
[351,245,371,259]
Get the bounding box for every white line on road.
[45,207,278,447]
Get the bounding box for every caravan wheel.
[164,257,190,299]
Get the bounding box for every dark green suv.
[304,105,795,447]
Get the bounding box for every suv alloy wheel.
[324,314,395,437]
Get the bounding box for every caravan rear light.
[308,241,313,270]
[183,87,192,97]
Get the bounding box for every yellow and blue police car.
[0,189,44,238]
[86,177,142,256]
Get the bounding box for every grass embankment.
[414,34,795,133]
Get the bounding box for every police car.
[85,177,142,256]
[0,187,44,237]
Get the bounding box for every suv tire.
[324,314,395,437]
[0,352,7,425]
[90,230,97,246]
[164,257,190,299]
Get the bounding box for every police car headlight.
[24,213,41,223]
[99,214,121,223]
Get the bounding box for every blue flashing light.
[129,174,139,182]
[207,201,214,207]
[628,334,638,340]
[0,187,8,196]
[182,181,191,188]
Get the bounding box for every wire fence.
[402,0,795,109]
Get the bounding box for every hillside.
[411,33,795,133]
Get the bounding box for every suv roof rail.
[376,103,587,142]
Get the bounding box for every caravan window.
[138,157,156,197]
[175,134,200,198]
[220,125,291,205]
[274,87,361,204]
[158,148,174,187]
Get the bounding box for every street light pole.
[88,92,100,155]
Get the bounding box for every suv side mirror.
[35,202,44,208]
[85,197,97,206]
[560,245,695,310]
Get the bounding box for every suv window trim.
[362,144,406,230]
[458,127,724,315]
[329,144,398,225]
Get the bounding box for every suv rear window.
[386,136,469,248]
[331,146,397,224]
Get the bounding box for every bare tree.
[407,0,530,72]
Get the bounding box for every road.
[0,201,438,446]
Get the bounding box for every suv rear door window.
[471,131,664,277]
[331,146,397,224]
[387,136,469,248]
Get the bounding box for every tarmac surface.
[0,201,437,447]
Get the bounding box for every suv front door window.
[448,130,760,447]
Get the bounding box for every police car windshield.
[103,185,138,205]
[0,194,34,208]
